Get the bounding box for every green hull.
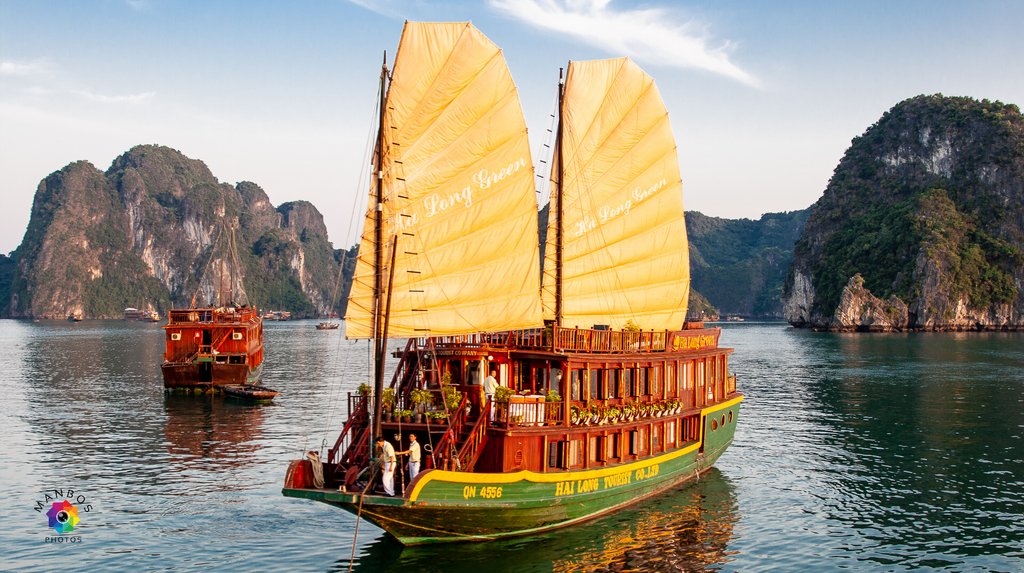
[283,396,742,545]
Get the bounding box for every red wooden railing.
[329,393,370,465]
[431,394,469,470]
[453,402,489,472]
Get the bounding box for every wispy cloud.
[0,59,53,76]
[348,0,408,19]
[490,0,757,87]
[73,89,156,104]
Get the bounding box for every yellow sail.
[346,22,543,338]
[543,58,690,330]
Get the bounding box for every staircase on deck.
[330,337,491,478]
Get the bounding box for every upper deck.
[426,323,722,357]
[165,306,261,326]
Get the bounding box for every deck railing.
[453,405,489,471]
[432,394,470,470]
[330,393,370,465]
[166,307,259,325]
[427,326,671,354]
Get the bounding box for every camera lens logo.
[46,500,80,534]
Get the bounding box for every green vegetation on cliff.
[5,145,340,319]
[687,210,808,317]
[787,95,1024,328]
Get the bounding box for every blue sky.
[1,0,1023,254]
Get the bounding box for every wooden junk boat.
[162,223,265,390]
[282,22,742,545]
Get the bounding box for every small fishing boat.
[222,384,279,401]
[282,21,742,546]
[316,321,340,330]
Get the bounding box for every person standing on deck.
[397,433,421,480]
[375,436,396,496]
[483,369,498,421]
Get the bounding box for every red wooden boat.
[162,222,264,390]
[162,305,264,389]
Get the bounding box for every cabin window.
[591,435,608,462]
[696,360,707,406]
[622,369,634,398]
[568,439,584,468]
[652,425,661,452]
[629,430,639,456]
[550,367,563,394]
[611,433,622,459]
[609,369,620,398]
[684,415,700,442]
[652,366,661,397]
[592,369,606,400]
[637,368,648,396]
[665,421,677,447]
[548,441,567,469]
[570,370,582,401]
[170,332,181,341]
[467,360,481,385]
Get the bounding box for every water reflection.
[163,394,266,469]
[758,329,1024,569]
[344,468,738,573]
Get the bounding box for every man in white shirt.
[483,369,498,421]
[398,433,422,480]
[375,435,396,496]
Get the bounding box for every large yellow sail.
[543,58,690,330]
[346,22,543,338]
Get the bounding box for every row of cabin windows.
[569,356,728,404]
[548,418,705,469]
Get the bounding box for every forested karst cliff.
[5,145,342,319]
[784,95,1024,331]
[687,210,808,318]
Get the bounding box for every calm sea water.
[0,321,1021,572]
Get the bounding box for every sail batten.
[346,22,543,338]
[543,57,690,330]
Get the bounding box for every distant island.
[2,93,1020,329]
[785,95,1024,331]
[0,145,344,319]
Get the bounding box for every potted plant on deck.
[442,385,461,419]
[410,388,433,423]
[381,387,396,422]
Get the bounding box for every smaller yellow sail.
[543,58,690,331]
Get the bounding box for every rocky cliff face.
[687,210,808,317]
[7,145,340,319]
[784,95,1024,331]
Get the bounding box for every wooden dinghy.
[222,384,279,401]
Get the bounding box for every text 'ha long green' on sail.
[346,21,544,339]
[543,57,690,331]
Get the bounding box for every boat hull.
[161,362,263,389]
[283,396,740,545]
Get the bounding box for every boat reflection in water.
[163,394,266,472]
[346,467,738,573]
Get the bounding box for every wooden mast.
[554,66,566,326]
[372,52,389,440]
